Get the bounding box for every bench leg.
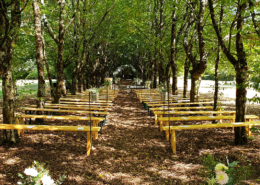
[15,118,21,136]
[87,132,91,156]
[171,131,176,154]
[246,125,252,137]
[165,122,169,141]
[154,114,158,125]
[93,121,98,140]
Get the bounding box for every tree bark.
[170,5,178,95]
[208,0,248,144]
[33,0,45,124]
[183,57,190,98]
[54,0,66,103]
[213,5,223,123]
[1,0,21,144]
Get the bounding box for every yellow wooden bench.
[0,124,100,155]
[149,106,226,116]
[159,115,259,139]
[162,121,260,154]
[154,110,236,125]
[59,98,113,103]
[16,114,104,140]
[27,104,111,112]
[46,101,113,106]
[20,107,109,116]
[139,97,189,103]
[44,103,111,109]
[147,101,214,107]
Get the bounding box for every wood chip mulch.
[1,80,260,184]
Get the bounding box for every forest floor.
[0,80,260,184]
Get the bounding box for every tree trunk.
[213,4,223,123]
[153,56,157,88]
[234,68,248,144]
[78,66,83,93]
[71,67,78,95]
[213,47,220,123]
[1,0,21,144]
[183,58,189,98]
[170,6,178,95]
[33,0,45,124]
[234,2,248,145]
[42,36,54,98]
[171,64,177,95]
[190,76,201,102]
[54,0,66,103]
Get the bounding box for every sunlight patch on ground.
[3,157,21,165]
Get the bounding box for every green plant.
[88,88,101,93]
[158,88,167,92]
[103,80,110,87]
[145,80,152,84]
[201,155,252,185]
[18,161,66,185]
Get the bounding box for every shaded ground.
[0,80,260,184]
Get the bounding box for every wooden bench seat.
[0,124,100,155]
[44,103,111,109]
[149,106,226,116]
[154,110,236,125]
[20,107,109,116]
[16,114,105,140]
[46,101,112,106]
[139,97,189,103]
[162,121,260,154]
[159,115,259,138]
[146,101,214,112]
[59,98,113,103]
[27,104,111,112]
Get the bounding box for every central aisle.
[86,80,202,184]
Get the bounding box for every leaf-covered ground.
[0,80,260,184]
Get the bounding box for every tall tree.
[33,0,45,112]
[0,0,24,143]
[209,0,248,144]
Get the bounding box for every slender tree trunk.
[78,66,83,92]
[235,67,248,144]
[1,0,21,144]
[170,5,178,95]
[190,76,201,102]
[183,58,189,98]
[153,54,157,88]
[234,2,248,145]
[213,5,223,120]
[54,0,66,103]
[33,0,45,105]
[42,36,54,98]
[33,0,45,124]
[71,67,78,95]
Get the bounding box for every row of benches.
[134,89,259,154]
[1,90,118,156]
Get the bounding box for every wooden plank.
[20,107,109,115]
[171,130,176,154]
[147,102,214,107]
[87,131,91,156]
[158,115,259,122]
[154,110,236,125]
[27,105,111,111]
[0,124,101,132]
[18,114,105,121]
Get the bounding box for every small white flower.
[41,175,55,185]
[24,168,39,177]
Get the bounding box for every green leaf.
[228,161,239,168]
